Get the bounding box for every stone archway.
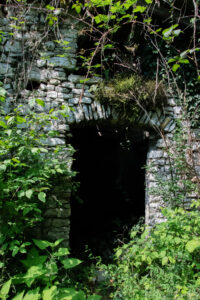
[0,8,183,248]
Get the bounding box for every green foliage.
[0,86,100,299]
[149,122,198,208]
[96,74,166,121]
[100,204,200,299]
[0,100,75,257]
[0,238,101,299]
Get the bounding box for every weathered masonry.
[0,7,198,247]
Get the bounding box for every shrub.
[100,204,200,299]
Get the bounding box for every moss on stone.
[96,74,167,121]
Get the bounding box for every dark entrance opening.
[69,122,148,261]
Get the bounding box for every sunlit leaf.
[61,258,82,269]
[172,64,180,72]
[186,239,200,253]
[42,286,57,300]
[25,189,33,199]
[38,192,46,203]
[0,279,12,298]
[33,239,52,250]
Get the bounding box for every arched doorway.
[69,121,149,261]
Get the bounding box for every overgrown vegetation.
[96,74,167,121]
[1,0,200,299]
[102,204,200,299]
[0,86,100,299]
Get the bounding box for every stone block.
[47,84,55,91]
[86,77,102,84]
[37,59,46,68]
[44,208,70,218]
[42,138,65,146]
[28,67,49,83]
[72,88,82,95]
[40,83,47,91]
[73,106,84,123]
[76,83,89,89]
[147,150,164,159]
[84,90,94,98]
[57,92,73,100]
[62,81,74,89]
[50,70,66,81]
[81,97,92,104]
[68,74,85,83]
[68,98,79,105]
[50,79,61,85]
[44,41,55,51]
[82,105,90,121]
[47,91,58,99]
[0,63,14,77]
[47,56,76,70]
[55,86,69,93]
[5,40,22,53]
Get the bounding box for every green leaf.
[57,288,86,300]
[75,5,81,14]
[42,286,57,300]
[25,189,33,199]
[172,64,180,72]
[5,129,12,136]
[94,15,102,24]
[179,59,189,64]
[46,5,55,11]
[168,58,176,64]
[186,239,200,253]
[0,121,7,129]
[162,256,168,266]
[0,279,12,299]
[36,99,45,107]
[145,0,152,3]
[23,288,40,300]
[18,190,25,198]
[11,291,25,300]
[54,247,70,257]
[61,258,82,270]
[53,239,64,247]
[0,165,6,172]
[160,251,166,258]
[115,248,122,258]
[16,116,26,123]
[33,239,52,250]
[38,192,46,203]
[133,6,146,13]
[23,266,46,287]
[173,29,181,36]
[21,247,47,268]
[12,246,19,257]
[87,295,102,300]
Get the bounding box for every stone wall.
[0,6,194,244]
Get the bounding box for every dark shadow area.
[26,80,40,91]
[69,123,148,261]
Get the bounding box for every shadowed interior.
[69,123,148,260]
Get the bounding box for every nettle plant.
[0,90,74,255]
[0,85,101,299]
[102,203,200,300]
